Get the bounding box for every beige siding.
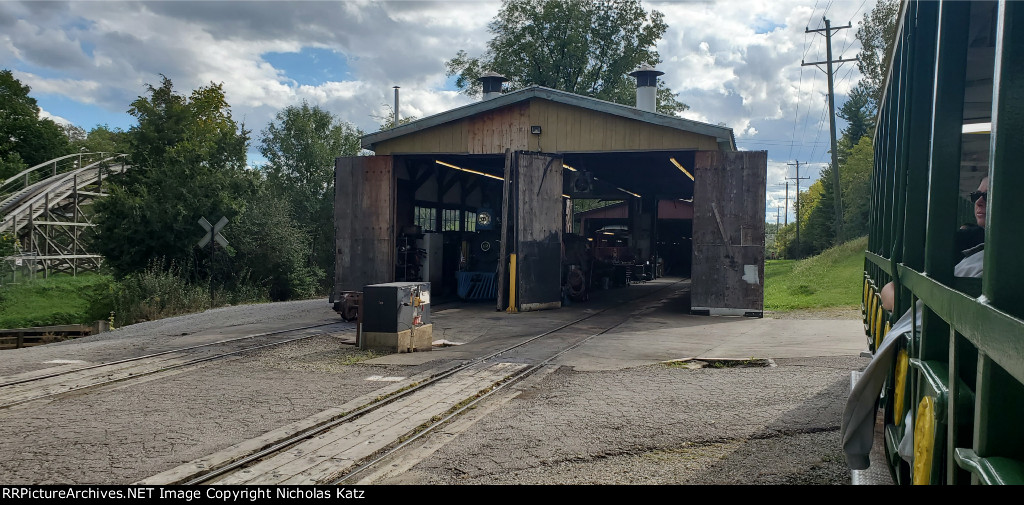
[373,98,720,155]
[374,102,530,155]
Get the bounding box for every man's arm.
[880,282,895,311]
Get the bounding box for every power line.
[804,17,856,242]
[789,61,805,161]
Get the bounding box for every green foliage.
[374,104,419,131]
[258,101,363,293]
[0,232,16,257]
[777,137,875,258]
[445,0,688,116]
[801,174,837,254]
[0,69,71,179]
[836,88,874,164]
[68,124,130,154]
[232,188,320,301]
[94,76,255,277]
[764,236,867,310]
[854,0,900,109]
[840,137,874,239]
[108,262,211,326]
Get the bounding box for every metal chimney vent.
[628,64,664,112]
[478,71,508,100]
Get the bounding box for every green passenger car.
[860,0,1024,485]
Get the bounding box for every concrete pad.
[557,318,866,371]
[361,278,867,372]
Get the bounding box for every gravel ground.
[766,307,862,320]
[0,296,448,484]
[0,291,868,485]
[0,299,344,377]
[380,355,867,485]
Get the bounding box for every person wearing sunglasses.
[842,176,989,471]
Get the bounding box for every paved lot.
[0,278,870,484]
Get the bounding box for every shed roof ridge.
[361,86,736,151]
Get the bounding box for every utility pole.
[774,181,790,226]
[787,161,810,257]
[804,17,856,244]
[784,181,789,227]
[770,206,781,259]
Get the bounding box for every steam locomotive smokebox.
[360,282,432,353]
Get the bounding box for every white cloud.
[38,107,71,126]
[0,0,877,219]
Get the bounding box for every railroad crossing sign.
[198,216,228,248]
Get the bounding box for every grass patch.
[0,273,114,328]
[0,264,271,329]
[338,349,387,365]
[764,236,867,311]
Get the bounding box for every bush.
[231,190,321,301]
[110,262,210,326]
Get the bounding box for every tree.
[68,124,130,154]
[836,87,874,164]
[94,77,254,277]
[232,187,320,301]
[258,101,363,291]
[840,137,874,239]
[445,0,688,116]
[854,0,899,112]
[0,69,71,179]
[373,104,418,131]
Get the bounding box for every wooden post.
[496,149,513,311]
[507,253,517,313]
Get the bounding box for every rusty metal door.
[690,150,766,316]
[333,156,395,301]
[512,152,563,311]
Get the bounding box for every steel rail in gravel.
[0,323,347,410]
[333,286,656,484]
[0,322,346,389]
[181,280,683,485]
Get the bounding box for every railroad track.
[140,280,687,485]
[0,322,351,410]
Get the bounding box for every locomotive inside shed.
[334,84,765,316]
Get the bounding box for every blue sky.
[2,0,876,223]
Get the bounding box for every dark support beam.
[925,0,970,286]
[411,162,433,193]
[986,0,1024,320]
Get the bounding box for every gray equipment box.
[362,282,431,333]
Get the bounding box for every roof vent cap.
[478,71,508,100]
[628,65,664,112]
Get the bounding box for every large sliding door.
[691,150,767,316]
[333,156,395,301]
[497,151,564,312]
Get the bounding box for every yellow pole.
[507,253,518,313]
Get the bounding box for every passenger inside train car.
[842,176,990,471]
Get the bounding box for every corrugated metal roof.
[361,86,737,151]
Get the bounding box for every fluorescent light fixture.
[962,122,991,134]
[670,157,694,180]
[562,163,578,172]
[435,160,504,181]
[616,186,641,198]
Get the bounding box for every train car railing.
[861,0,1024,485]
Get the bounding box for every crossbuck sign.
[198,216,229,248]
